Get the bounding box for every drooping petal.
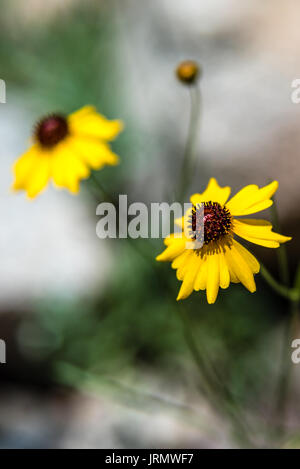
[206,253,220,304]
[51,141,90,194]
[25,153,51,199]
[171,250,191,271]
[12,144,41,191]
[232,239,260,274]
[219,250,230,289]
[190,178,231,206]
[175,251,195,281]
[12,144,51,198]
[176,254,201,300]
[226,181,278,216]
[233,219,291,248]
[156,234,186,262]
[194,254,208,291]
[227,262,240,284]
[69,135,119,169]
[68,105,123,141]
[224,242,256,292]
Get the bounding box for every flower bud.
[176,60,201,85]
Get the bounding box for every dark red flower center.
[35,114,68,147]
[188,201,232,245]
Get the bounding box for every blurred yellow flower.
[156,178,291,304]
[12,106,123,198]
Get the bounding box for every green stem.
[176,304,214,396]
[269,196,298,439]
[260,264,298,302]
[176,304,254,447]
[89,172,115,204]
[270,200,290,285]
[275,297,299,436]
[274,263,300,437]
[294,262,300,293]
[177,86,201,203]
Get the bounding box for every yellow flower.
[156,178,291,304]
[12,106,123,198]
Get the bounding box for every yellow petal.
[233,219,291,248]
[219,250,230,289]
[51,141,90,194]
[163,233,185,246]
[190,178,231,206]
[175,251,194,281]
[176,254,201,300]
[156,235,186,261]
[206,253,220,304]
[25,152,51,199]
[232,239,260,274]
[226,181,278,216]
[171,250,191,271]
[194,255,208,291]
[68,105,123,141]
[69,135,119,169]
[224,243,256,292]
[12,144,40,191]
[227,263,240,283]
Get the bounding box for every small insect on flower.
[156,178,292,304]
[12,106,123,198]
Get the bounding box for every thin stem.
[275,297,299,435]
[294,262,300,294]
[270,200,290,285]
[176,304,214,395]
[260,264,298,302]
[89,172,115,204]
[274,263,300,436]
[176,304,254,447]
[268,196,296,437]
[177,86,201,203]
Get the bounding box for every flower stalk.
[270,200,290,286]
[176,303,254,447]
[177,86,201,203]
[90,172,114,204]
[260,264,299,302]
[266,196,299,438]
